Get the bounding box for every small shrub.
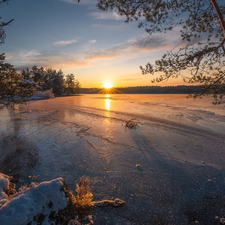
[126,120,137,129]
[18,184,28,193]
[69,176,93,215]
[68,215,93,225]
[4,181,16,200]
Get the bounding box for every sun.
[103,81,112,89]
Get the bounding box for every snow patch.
[0,177,68,225]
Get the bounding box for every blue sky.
[1,0,185,88]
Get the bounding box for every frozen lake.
[0,94,225,224]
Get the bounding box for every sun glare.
[103,81,112,89]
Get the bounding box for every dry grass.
[69,176,93,215]
[68,215,93,225]
[18,184,28,192]
[5,181,16,200]
[91,198,125,207]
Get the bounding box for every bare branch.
[211,0,225,32]
[211,0,225,54]
[0,19,14,28]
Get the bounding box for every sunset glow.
[1,1,190,88]
[103,82,112,89]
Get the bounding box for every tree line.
[81,85,203,95]
[0,1,81,110]
[21,66,81,96]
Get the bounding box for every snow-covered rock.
[0,177,69,225]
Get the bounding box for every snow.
[29,90,55,100]
[28,95,45,101]
[22,79,39,87]
[0,177,68,225]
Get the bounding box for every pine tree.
[89,0,225,103]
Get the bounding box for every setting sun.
[103,81,112,89]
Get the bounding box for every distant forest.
[81,85,203,94]
[21,66,81,96]
[20,66,203,96]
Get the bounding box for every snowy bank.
[29,90,55,101]
[0,176,69,225]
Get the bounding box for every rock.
[125,120,137,129]
[0,177,70,225]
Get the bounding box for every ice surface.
[0,94,225,224]
[0,178,68,225]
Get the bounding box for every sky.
[1,0,188,88]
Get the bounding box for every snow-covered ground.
[0,94,225,224]
[0,176,68,225]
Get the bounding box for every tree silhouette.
[0,1,37,109]
[65,74,76,95]
[21,66,65,96]
[74,80,82,94]
[0,0,14,45]
[89,0,225,103]
[52,69,64,95]
[0,54,36,109]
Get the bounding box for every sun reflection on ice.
[105,94,111,110]
[105,99,111,111]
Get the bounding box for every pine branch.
[0,19,14,28]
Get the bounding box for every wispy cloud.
[88,40,96,44]
[5,50,40,62]
[126,35,167,50]
[90,11,126,20]
[53,39,78,46]
[92,23,125,30]
[8,34,173,70]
